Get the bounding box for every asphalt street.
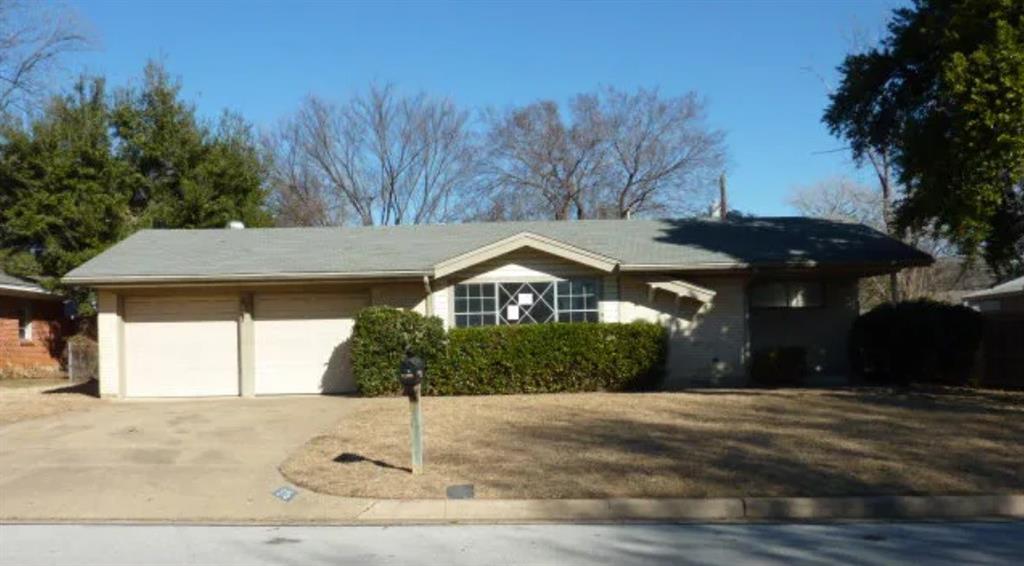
[1,521,1022,565]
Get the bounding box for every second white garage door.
[253,293,368,395]
[124,296,240,398]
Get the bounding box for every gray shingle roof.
[0,269,51,295]
[63,217,933,284]
[963,275,1024,301]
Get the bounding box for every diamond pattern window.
[453,279,601,328]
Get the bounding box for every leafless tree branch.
[0,0,90,117]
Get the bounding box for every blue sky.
[67,0,901,216]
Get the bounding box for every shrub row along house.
[63,217,931,398]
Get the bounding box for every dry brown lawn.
[0,379,102,425]
[281,388,1024,499]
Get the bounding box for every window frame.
[452,279,601,328]
[452,283,498,328]
[18,303,33,342]
[749,280,825,310]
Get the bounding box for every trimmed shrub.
[428,321,667,395]
[351,307,446,396]
[848,300,984,386]
[751,347,806,386]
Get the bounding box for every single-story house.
[963,275,1024,314]
[963,275,1024,387]
[0,269,68,373]
[63,217,931,398]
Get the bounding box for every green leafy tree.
[0,62,272,311]
[0,77,131,284]
[824,0,1024,279]
[110,62,271,228]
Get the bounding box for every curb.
[351,494,1024,524]
[2,495,1021,525]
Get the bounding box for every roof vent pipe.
[226,220,245,230]
[718,173,728,221]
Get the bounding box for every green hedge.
[350,307,446,396]
[848,300,984,386]
[430,322,667,395]
[351,307,667,396]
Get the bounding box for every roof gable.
[433,232,619,278]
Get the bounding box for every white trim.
[645,278,717,305]
[434,232,619,278]
[64,269,430,286]
[0,283,58,299]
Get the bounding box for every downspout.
[423,275,433,317]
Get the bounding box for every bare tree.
[266,85,478,226]
[262,120,340,226]
[482,87,726,220]
[598,88,725,218]
[0,0,89,116]
[789,177,979,309]
[789,177,884,228]
[481,98,604,220]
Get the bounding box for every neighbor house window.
[18,304,32,341]
[749,281,824,309]
[453,280,600,327]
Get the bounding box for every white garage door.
[254,293,368,395]
[124,296,240,397]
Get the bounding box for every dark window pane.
[585,311,598,323]
[572,296,584,310]
[454,298,467,313]
[585,295,598,310]
[540,285,553,303]
[469,297,481,312]
[455,285,468,298]
[557,281,569,294]
[482,298,495,312]
[455,314,467,327]
[481,285,496,298]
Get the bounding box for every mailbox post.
[398,350,425,474]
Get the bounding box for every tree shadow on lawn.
[469,396,1024,498]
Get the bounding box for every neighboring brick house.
[0,270,68,373]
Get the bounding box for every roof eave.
[63,269,432,287]
[0,283,60,299]
[620,257,933,273]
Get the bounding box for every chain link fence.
[66,335,98,382]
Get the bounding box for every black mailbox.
[399,350,425,397]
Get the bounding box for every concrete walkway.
[3,522,1023,565]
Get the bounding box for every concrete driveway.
[0,396,374,522]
